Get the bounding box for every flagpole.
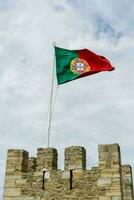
[47,42,56,147]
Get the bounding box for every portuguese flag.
[55,46,115,85]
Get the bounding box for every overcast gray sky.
[0,0,134,198]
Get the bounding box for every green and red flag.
[55,46,115,85]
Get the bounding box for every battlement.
[3,144,134,200]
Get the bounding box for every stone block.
[106,189,121,197]
[4,177,16,187]
[4,188,21,197]
[3,198,13,200]
[13,198,34,200]
[99,197,111,200]
[112,197,121,200]
[15,179,27,186]
[34,171,43,176]
[73,169,84,179]
[62,171,70,179]
[97,178,112,187]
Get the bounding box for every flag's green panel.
[55,47,80,84]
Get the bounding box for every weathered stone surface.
[4,188,21,197]
[6,149,28,176]
[28,157,36,172]
[65,146,86,170]
[112,197,121,200]
[122,165,133,200]
[97,177,111,186]
[99,197,111,200]
[4,177,16,187]
[3,144,134,200]
[13,198,34,200]
[73,169,84,179]
[62,171,70,179]
[36,148,57,171]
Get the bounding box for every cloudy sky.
[0,0,134,198]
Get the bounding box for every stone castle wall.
[3,144,134,200]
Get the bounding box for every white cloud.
[0,0,134,198]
